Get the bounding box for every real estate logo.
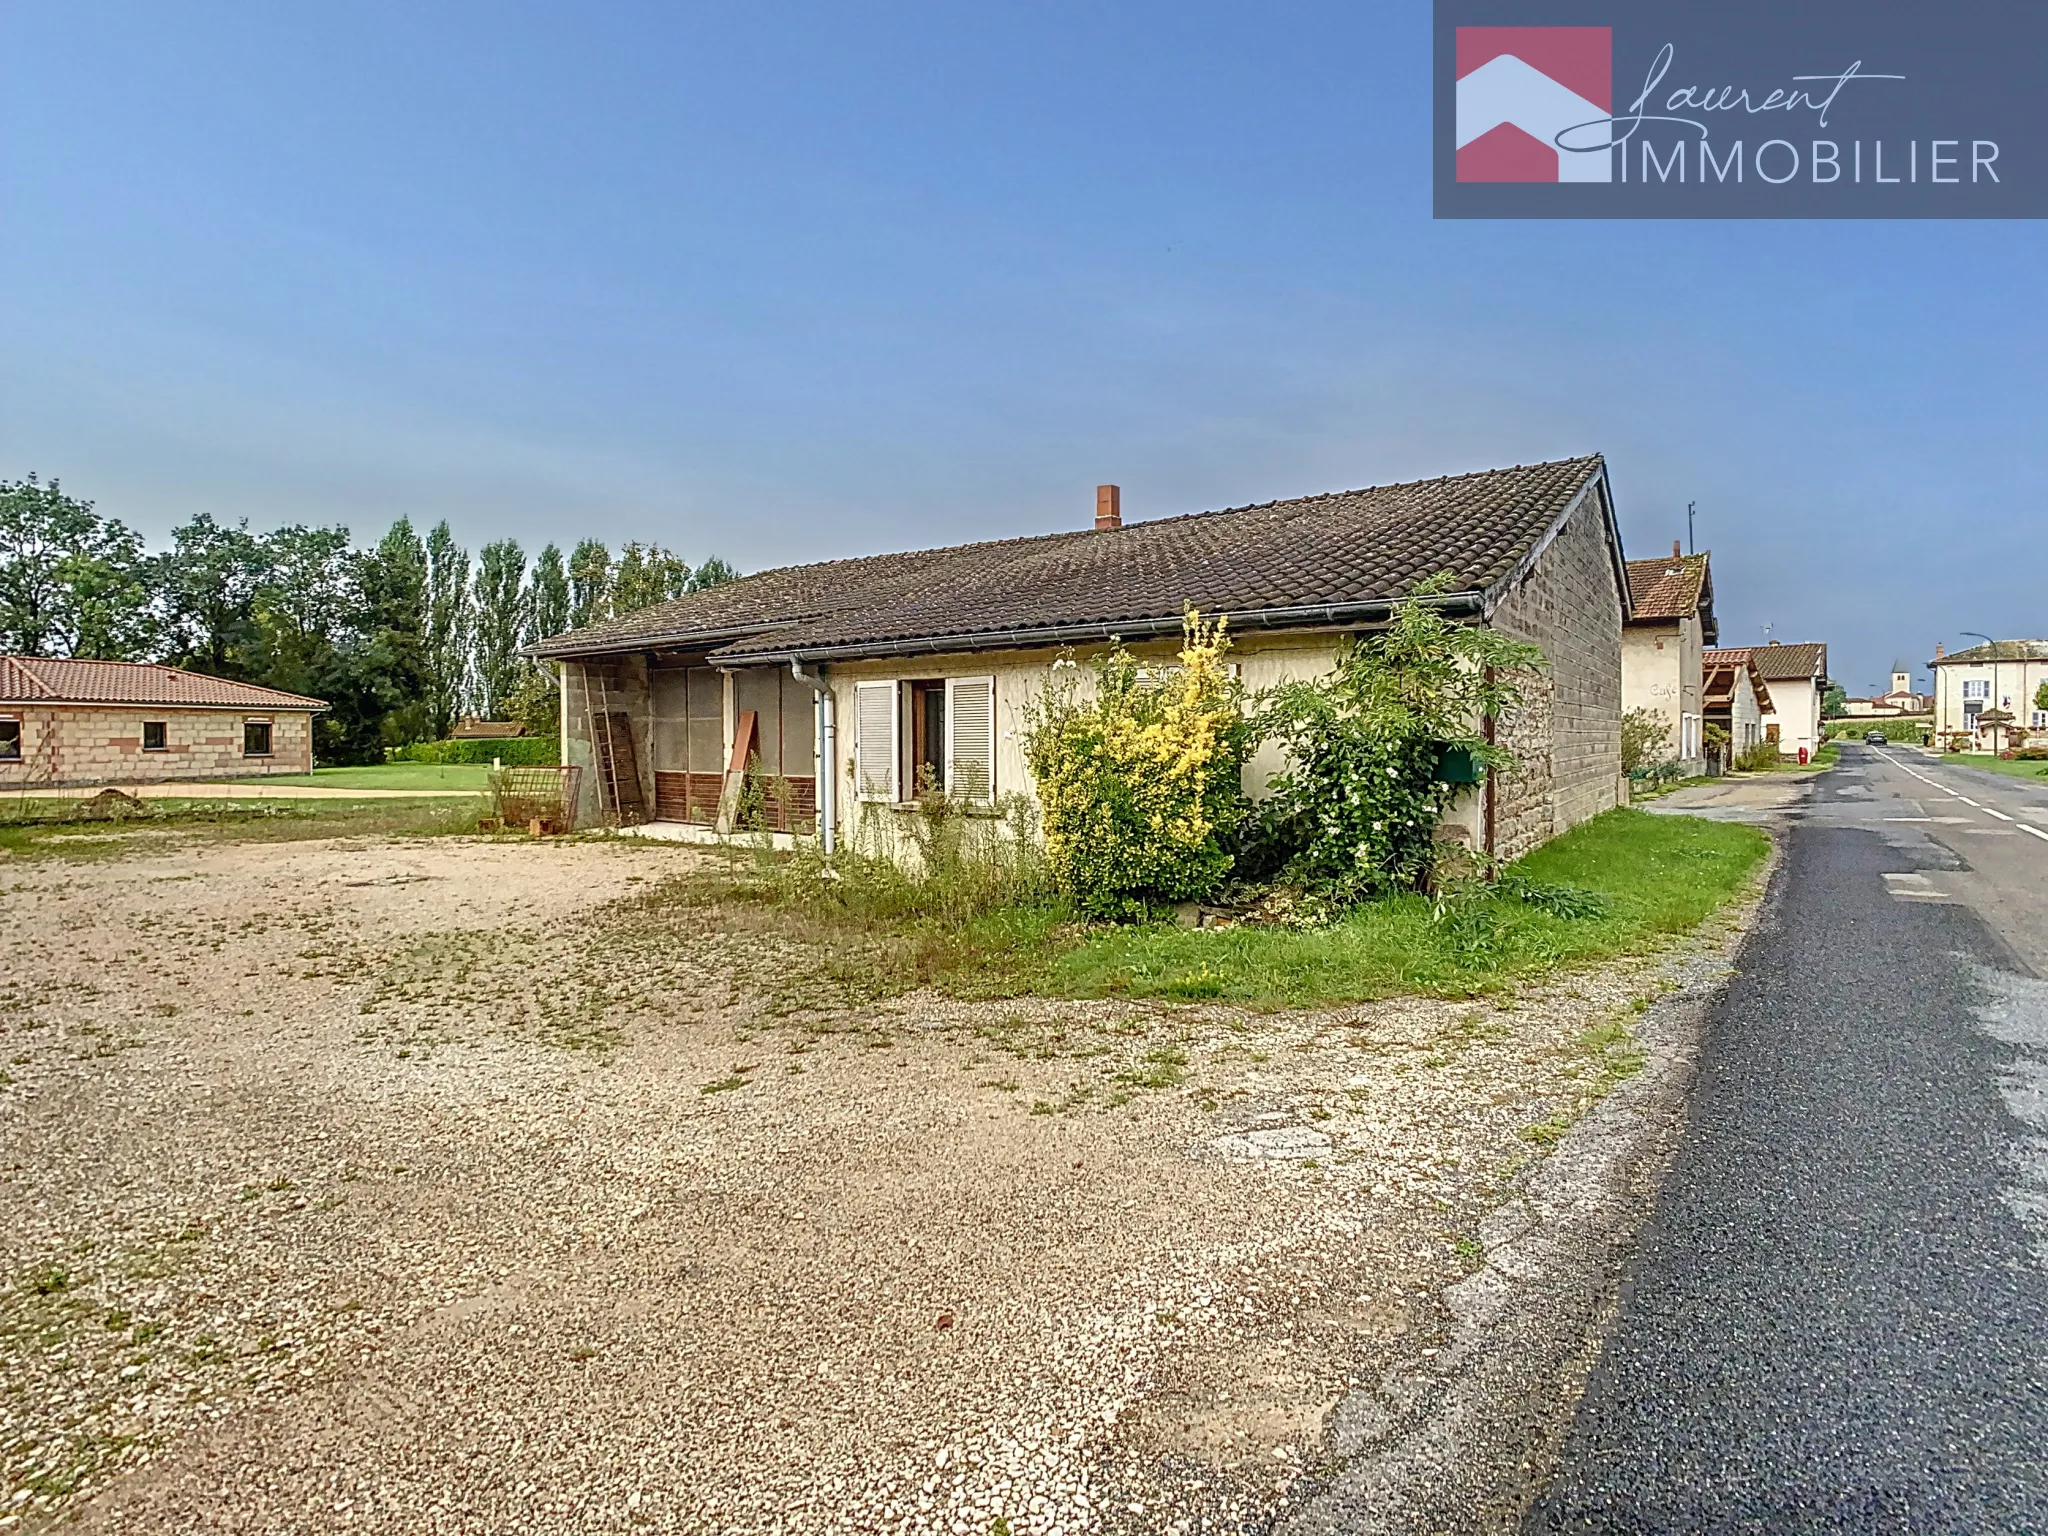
[1455,27,1611,183]
[1434,2,2048,219]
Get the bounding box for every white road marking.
[1885,754,2037,835]
[1884,817,1934,822]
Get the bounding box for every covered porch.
[560,652,821,836]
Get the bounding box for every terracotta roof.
[531,455,1618,663]
[0,657,327,710]
[1705,642,1828,683]
[1934,639,2048,665]
[1624,552,1711,622]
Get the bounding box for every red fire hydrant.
[1798,746,1810,765]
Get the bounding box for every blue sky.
[4,2,2042,694]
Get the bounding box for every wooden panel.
[654,771,723,825]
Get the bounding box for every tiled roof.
[1624,552,1711,622]
[531,456,1616,663]
[1935,640,2048,665]
[0,657,327,710]
[1705,642,1828,682]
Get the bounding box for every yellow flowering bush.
[1024,612,1252,919]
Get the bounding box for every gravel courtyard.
[2,829,1680,1535]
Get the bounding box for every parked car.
[1864,730,1889,746]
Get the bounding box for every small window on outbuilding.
[243,720,273,757]
[0,719,19,762]
[142,721,168,752]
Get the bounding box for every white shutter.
[854,681,898,801]
[945,676,996,803]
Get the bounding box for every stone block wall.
[1488,490,1626,860]
[0,706,315,788]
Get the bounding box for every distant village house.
[1620,543,1715,772]
[1931,639,2048,751]
[1705,641,1829,760]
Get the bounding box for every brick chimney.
[1935,642,1945,659]
[1095,484,1121,531]
[1673,539,1682,558]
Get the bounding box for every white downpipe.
[790,658,836,855]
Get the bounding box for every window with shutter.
[854,681,897,801]
[945,676,996,803]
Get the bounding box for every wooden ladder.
[587,670,647,824]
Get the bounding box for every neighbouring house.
[1702,650,1770,761]
[527,455,1634,865]
[1930,639,2048,750]
[1704,641,1829,759]
[1621,542,1715,772]
[0,657,324,788]
[451,719,526,739]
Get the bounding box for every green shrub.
[1733,740,1782,772]
[1024,612,1253,920]
[391,737,559,766]
[1621,708,1672,774]
[1249,580,1545,903]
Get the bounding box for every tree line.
[0,474,735,763]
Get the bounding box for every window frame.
[0,717,19,763]
[141,720,168,752]
[242,719,274,758]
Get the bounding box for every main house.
[1620,543,1716,772]
[0,657,325,787]
[1704,641,1829,759]
[529,456,1634,863]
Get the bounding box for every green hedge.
[1825,718,1928,743]
[391,737,560,766]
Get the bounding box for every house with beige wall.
[1702,651,1769,761]
[1621,544,1715,772]
[1930,639,2048,749]
[0,657,323,788]
[1705,641,1828,759]
[529,455,1633,865]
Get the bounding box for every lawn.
[235,763,493,791]
[1942,753,2048,784]
[675,806,1770,1011]
[0,795,486,858]
[1042,809,1768,1007]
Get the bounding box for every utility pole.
[1687,501,1697,555]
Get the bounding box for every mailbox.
[1434,745,1483,785]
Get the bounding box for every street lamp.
[1962,631,1999,751]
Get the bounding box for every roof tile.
[1704,642,1827,682]
[533,456,1612,662]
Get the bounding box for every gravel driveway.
[2,829,1679,1534]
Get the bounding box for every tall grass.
[658,806,1767,1010]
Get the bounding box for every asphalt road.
[1528,745,2048,1532]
